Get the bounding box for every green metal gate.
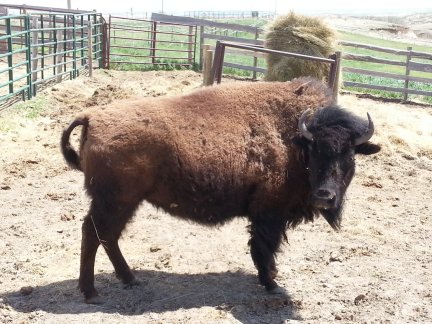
[0,15,31,104]
[0,12,104,109]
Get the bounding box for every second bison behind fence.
[61,77,380,304]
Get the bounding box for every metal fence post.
[24,15,32,100]
[107,15,111,69]
[88,21,93,76]
[80,15,84,66]
[72,15,77,79]
[6,18,14,95]
[40,14,45,80]
[56,29,63,82]
[31,16,39,95]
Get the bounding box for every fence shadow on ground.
[1,269,301,322]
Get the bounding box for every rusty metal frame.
[211,41,342,99]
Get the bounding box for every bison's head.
[293,106,381,229]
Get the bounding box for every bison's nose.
[311,189,336,209]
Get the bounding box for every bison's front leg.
[248,218,286,294]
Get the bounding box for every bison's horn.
[354,113,374,146]
[299,109,314,141]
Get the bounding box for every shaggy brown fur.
[61,77,379,303]
[64,78,333,226]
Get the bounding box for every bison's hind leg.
[79,197,139,304]
[248,218,287,294]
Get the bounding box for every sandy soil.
[0,69,431,323]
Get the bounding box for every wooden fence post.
[199,25,204,69]
[150,21,157,64]
[328,51,342,103]
[202,44,213,86]
[188,25,193,63]
[252,28,259,79]
[332,51,342,103]
[404,46,412,101]
[88,21,93,76]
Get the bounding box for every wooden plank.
[342,53,406,67]
[410,51,432,60]
[343,81,432,96]
[339,41,411,56]
[202,33,264,45]
[343,67,432,84]
[151,13,263,33]
[408,61,432,73]
[223,62,266,73]
[343,67,410,81]
[340,41,432,60]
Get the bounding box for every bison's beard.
[320,202,344,230]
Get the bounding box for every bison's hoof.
[85,295,104,304]
[123,278,140,290]
[268,286,288,295]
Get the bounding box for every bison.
[61,77,380,303]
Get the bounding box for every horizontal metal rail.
[110,45,192,53]
[111,53,192,60]
[210,40,341,100]
[110,60,192,66]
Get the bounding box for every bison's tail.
[61,116,88,171]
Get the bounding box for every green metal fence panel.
[0,15,31,104]
[0,12,104,109]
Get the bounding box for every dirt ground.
[0,69,431,323]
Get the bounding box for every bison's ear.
[355,142,381,155]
